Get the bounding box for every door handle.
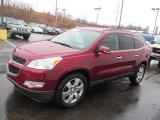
[117,56,122,60]
[135,54,139,57]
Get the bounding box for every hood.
[8,24,30,29]
[8,24,23,27]
[14,40,81,60]
[150,44,160,48]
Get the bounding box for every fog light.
[24,81,45,88]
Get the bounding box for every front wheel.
[129,64,146,85]
[55,73,87,108]
[8,32,15,39]
[23,35,30,40]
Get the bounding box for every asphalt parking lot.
[1,33,160,120]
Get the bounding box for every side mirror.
[98,46,111,54]
[0,22,6,29]
[6,25,11,29]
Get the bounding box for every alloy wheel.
[136,66,145,82]
[62,78,84,104]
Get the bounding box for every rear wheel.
[55,32,58,35]
[55,73,87,108]
[129,64,146,85]
[158,61,160,67]
[148,58,151,65]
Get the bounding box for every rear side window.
[134,36,145,49]
[119,34,134,50]
[99,34,119,51]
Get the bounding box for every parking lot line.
[5,40,16,47]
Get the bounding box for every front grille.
[12,54,26,65]
[17,28,27,32]
[8,64,20,75]
[153,47,160,54]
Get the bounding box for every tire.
[55,73,87,108]
[23,35,30,40]
[129,64,146,85]
[8,32,14,39]
[148,58,151,65]
[158,61,160,67]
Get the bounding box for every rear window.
[119,34,135,50]
[134,36,145,49]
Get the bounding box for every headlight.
[27,57,62,70]
[12,27,17,30]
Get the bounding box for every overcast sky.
[13,0,160,30]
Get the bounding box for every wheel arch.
[56,69,91,92]
[140,61,147,68]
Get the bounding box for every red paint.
[7,28,150,93]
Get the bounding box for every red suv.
[7,27,150,107]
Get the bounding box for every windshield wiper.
[53,41,72,48]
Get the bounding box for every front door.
[93,33,123,81]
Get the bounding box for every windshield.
[19,20,26,26]
[30,24,40,28]
[51,28,102,50]
[47,26,53,30]
[55,28,61,31]
[6,18,21,25]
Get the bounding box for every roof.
[76,26,138,35]
[77,26,108,32]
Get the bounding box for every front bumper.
[150,52,160,61]
[11,30,31,36]
[8,77,54,103]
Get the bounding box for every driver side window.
[99,34,119,51]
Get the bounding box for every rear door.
[133,36,148,66]
[118,33,137,74]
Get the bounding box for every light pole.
[62,9,66,19]
[152,8,160,36]
[94,7,101,25]
[115,3,120,29]
[118,0,124,28]
[1,0,4,23]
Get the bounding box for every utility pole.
[152,8,160,36]
[118,0,124,28]
[115,3,120,29]
[94,7,101,25]
[1,0,4,23]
